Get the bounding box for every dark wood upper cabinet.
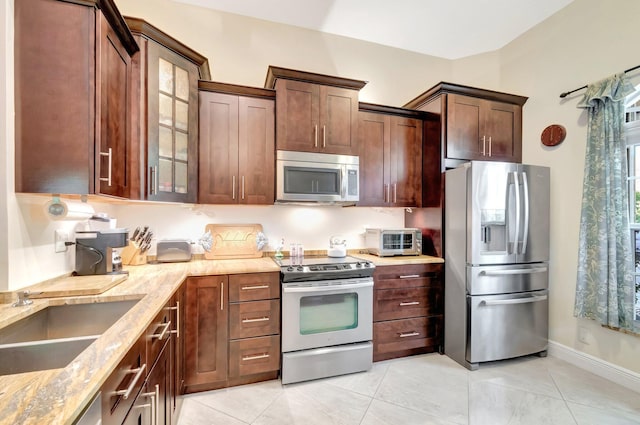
[358,104,423,207]
[15,0,138,196]
[125,17,210,203]
[404,82,528,169]
[198,82,275,205]
[265,66,366,155]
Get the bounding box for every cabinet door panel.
[199,92,239,204]
[145,41,199,203]
[276,79,318,151]
[321,86,358,154]
[390,116,422,207]
[358,112,389,206]
[184,276,228,387]
[238,97,275,204]
[446,94,483,160]
[484,101,522,162]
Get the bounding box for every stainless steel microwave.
[276,150,359,205]
[365,228,422,256]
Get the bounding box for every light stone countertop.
[0,254,441,425]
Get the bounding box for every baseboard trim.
[548,340,640,393]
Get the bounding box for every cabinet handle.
[399,274,420,279]
[323,125,326,148]
[115,363,147,399]
[149,166,157,195]
[399,301,420,306]
[314,125,318,148]
[385,184,390,203]
[242,316,270,323]
[138,390,156,425]
[151,321,171,340]
[154,384,160,425]
[482,136,486,156]
[241,175,245,200]
[221,282,224,310]
[393,183,397,203]
[232,176,236,200]
[241,284,270,290]
[99,148,112,186]
[399,331,420,338]
[166,302,180,339]
[242,353,269,361]
[488,136,492,157]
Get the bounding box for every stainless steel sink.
[0,336,97,375]
[0,299,139,344]
[0,299,139,375]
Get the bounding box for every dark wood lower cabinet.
[372,263,444,362]
[183,273,280,393]
[184,276,228,391]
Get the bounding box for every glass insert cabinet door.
[147,41,198,203]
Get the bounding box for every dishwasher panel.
[467,289,548,365]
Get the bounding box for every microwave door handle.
[341,166,347,198]
[521,171,529,255]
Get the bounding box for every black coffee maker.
[74,229,129,276]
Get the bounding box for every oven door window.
[382,233,413,250]
[284,166,341,195]
[299,293,358,334]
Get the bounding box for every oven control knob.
[286,266,294,272]
[356,262,362,268]
[296,266,304,272]
[363,262,370,267]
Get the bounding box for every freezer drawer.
[467,289,548,365]
[467,264,548,296]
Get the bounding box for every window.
[624,90,640,320]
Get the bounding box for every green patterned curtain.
[574,73,636,330]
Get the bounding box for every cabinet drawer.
[146,302,172,369]
[374,286,442,321]
[229,299,280,339]
[229,335,280,378]
[101,338,146,425]
[228,272,280,302]
[373,264,443,290]
[373,316,442,356]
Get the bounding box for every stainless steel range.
[276,255,375,384]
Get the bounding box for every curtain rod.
[559,64,640,98]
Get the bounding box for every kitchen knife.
[131,226,140,242]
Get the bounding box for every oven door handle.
[283,281,373,293]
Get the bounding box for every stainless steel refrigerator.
[444,161,550,370]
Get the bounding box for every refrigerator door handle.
[481,266,548,276]
[521,171,529,255]
[481,294,548,306]
[512,171,521,255]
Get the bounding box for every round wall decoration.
[541,124,566,146]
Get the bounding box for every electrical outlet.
[55,230,70,253]
[578,326,589,344]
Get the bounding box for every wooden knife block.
[120,241,147,266]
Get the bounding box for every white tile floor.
[176,354,640,425]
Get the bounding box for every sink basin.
[0,299,139,375]
[0,299,139,344]
[0,336,97,375]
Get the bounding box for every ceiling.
[171,0,574,59]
